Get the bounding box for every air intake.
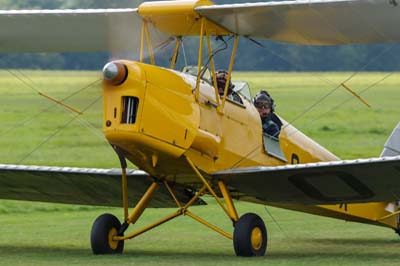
[121,96,139,124]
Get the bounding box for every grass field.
[0,70,399,265]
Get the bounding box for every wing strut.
[139,21,155,65]
[195,17,206,101]
[220,35,239,109]
[340,82,371,108]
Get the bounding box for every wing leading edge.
[0,164,203,208]
[0,9,139,53]
[0,9,172,54]
[2,0,399,53]
[213,156,400,205]
[196,0,400,45]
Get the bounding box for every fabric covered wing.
[0,9,170,53]
[0,164,202,207]
[196,0,400,45]
[213,156,400,205]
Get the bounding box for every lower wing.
[213,156,400,205]
[0,164,204,207]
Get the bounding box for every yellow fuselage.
[103,61,398,230]
[103,61,336,178]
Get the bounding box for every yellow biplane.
[1,0,400,257]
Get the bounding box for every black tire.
[91,213,124,254]
[233,213,267,257]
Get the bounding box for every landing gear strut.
[90,153,268,257]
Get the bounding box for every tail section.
[381,122,400,157]
[380,122,400,233]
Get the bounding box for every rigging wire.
[283,42,398,129]
[203,36,232,68]
[264,205,288,238]
[8,68,39,88]
[286,72,394,138]
[181,39,188,67]
[0,55,105,132]
[17,95,103,164]
[73,113,106,141]
[0,56,109,160]
[229,65,394,169]
[281,2,397,126]
[0,78,102,137]
[5,68,83,114]
[255,0,398,129]
[323,72,394,116]
[229,143,262,169]
[179,19,202,68]
[228,45,396,169]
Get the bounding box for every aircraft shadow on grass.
[1,239,400,261]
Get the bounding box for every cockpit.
[180,65,251,104]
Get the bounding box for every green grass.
[1,199,400,266]
[0,70,400,265]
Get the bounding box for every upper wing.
[196,0,400,45]
[0,164,203,208]
[0,9,171,53]
[213,156,400,205]
[2,0,399,53]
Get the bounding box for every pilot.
[254,90,282,138]
[215,70,243,104]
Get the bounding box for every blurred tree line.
[1,0,399,71]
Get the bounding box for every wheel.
[90,213,124,254]
[233,213,267,257]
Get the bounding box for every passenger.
[215,70,243,104]
[254,90,282,138]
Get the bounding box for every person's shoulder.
[270,113,282,126]
[231,91,243,104]
[267,120,280,136]
[265,118,277,126]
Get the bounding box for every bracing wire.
[5,68,83,114]
[286,72,394,138]
[255,0,398,130]
[264,205,288,238]
[228,41,396,169]
[0,78,102,137]
[17,95,103,164]
[229,59,395,169]
[0,55,105,132]
[283,42,398,129]
[324,72,394,115]
[200,35,234,75]
[181,40,188,67]
[281,3,398,127]
[0,56,110,159]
